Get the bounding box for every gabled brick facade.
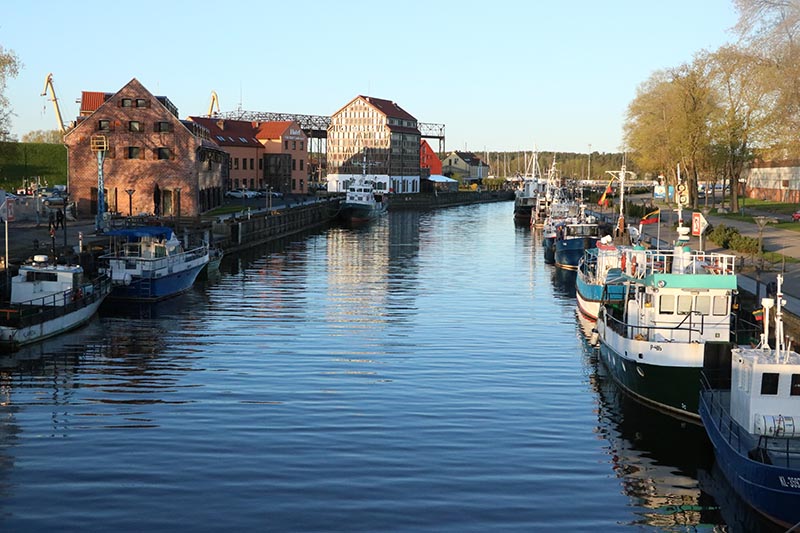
[64,78,227,217]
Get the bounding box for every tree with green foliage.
[0,45,21,141]
[706,45,774,213]
[734,0,800,158]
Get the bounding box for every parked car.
[792,211,800,222]
[270,191,283,198]
[225,189,258,199]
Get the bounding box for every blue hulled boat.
[700,275,800,529]
[101,226,209,302]
[575,238,625,320]
[553,205,599,270]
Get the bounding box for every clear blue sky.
[3,0,738,154]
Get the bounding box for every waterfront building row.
[62,78,490,219]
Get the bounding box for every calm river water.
[0,202,780,531]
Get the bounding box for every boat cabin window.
[677,295,693,315]
[695,295,711,315]
[659,295,674,314]
[760,372,779,395]
[26,271,58,282]
[792,374,800,396]
[155,244,167,258]
[713,296,728,316]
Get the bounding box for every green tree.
[706,45,773,212]
[0,45,21,141]
[734,0,800,157]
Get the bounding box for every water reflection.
[576,312,723,529]
[550,266,577,300]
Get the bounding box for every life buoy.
[621,254,627,272]
[631,256,638,276]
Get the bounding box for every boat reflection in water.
[549,266,576,301]
[575,311,726,529]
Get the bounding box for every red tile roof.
[255,121,293,140]
[361,95,417,122]
[188,117,262,147]
[80,91,110,115]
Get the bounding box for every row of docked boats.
[564,214,800,527]
[0,226,214,352]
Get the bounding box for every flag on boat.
[753,308,764,321]
[597,178,614,206]
[640,209,660,225]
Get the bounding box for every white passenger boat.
[0,255,111,351]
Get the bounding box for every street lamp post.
[125,188,135,217]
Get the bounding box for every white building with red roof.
[326,95,421,194]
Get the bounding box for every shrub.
[730,234,760,255]
[708,224,739,248]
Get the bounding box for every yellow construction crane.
[208,91,220,117]
[41,73,66,134]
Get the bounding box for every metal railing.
[700,373,800,469]
[604,308,705,342]
[0,276,111,329]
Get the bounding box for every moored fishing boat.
[0,255,111,352]
[513,176,542,225]
[100,226,210,302]
[553,204,599,270]
[575,237,625,319]
[339,176,387,224]
[699,275,800,528]
[513,150,542,225]
[593,228,738,420]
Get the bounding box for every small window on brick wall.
[156,148,171,160]
[136,98,149,108]
[129,121,142,132]
[121,98,133,107]
[154,121,171,132]
[128,147,142,159]
[98,119,112,131]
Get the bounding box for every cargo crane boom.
[41,73,66,134]
[208,91,220,117]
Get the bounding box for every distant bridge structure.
[218,109,446,152]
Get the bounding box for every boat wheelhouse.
[101,226,209,302]
[700,275,800,527]
[594,239,738,420]
[0,255,111,351]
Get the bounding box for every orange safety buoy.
[621,254,627,271]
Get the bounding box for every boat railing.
[604,308,704,342]
[623,249,737,277]
[104,244,208,274]
[700,374,800,469]
[0,275,111,329]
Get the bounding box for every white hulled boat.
[0,255,111,351]
[593,226,738,420]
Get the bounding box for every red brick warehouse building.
[64,78,228,218]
